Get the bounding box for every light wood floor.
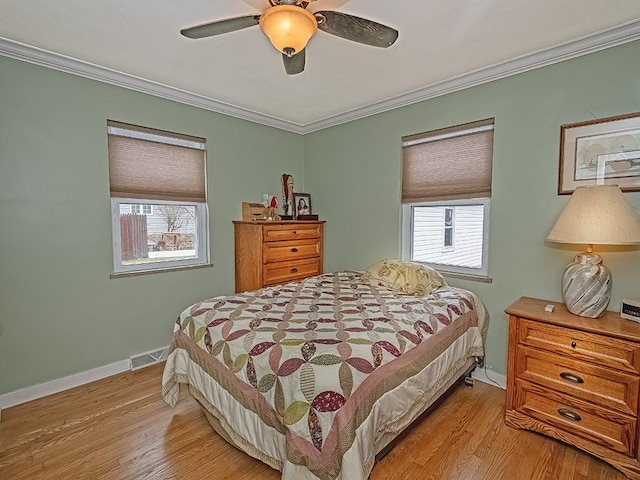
[0,363,626,479]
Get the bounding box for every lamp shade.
[547,185,640,318]
[259,5,317,56]
[547,185,640,246]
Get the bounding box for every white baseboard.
[0,344,171,412]
[0,350,505,418]
[0,359,130,411]
[472,367,507,390]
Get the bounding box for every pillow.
[363,259,447,296]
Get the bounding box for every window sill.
[110,262,213,279]
[442,271,492,283]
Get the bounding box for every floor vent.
[129,346,169,371]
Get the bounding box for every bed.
[162,267,488,480]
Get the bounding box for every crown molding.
[0,37,306,134]
[300,19,640,134]
[2,18,640,135]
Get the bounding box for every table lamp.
[546,185,640,318]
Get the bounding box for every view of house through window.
[412,202,486,269]
[401,119,494,277]
[118,203,199,266]
[130,204,153,215]
[107,121,208,274]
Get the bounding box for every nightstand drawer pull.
[290,268,298,273]
[559,372,584,384]
[290,248,298,253]
[557,408,582,422]
[571,341,577,348]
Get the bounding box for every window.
[401,119,494,278]
[107,121,209,274]
[129,204,153,215]
[443,207,454,249]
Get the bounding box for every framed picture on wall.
[558,111,640,194]
[293,193,312,219]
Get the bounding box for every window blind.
[401,118,494,203]
[107,121,206,203]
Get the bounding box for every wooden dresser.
[233,220,325,293]
[505,296,640,479]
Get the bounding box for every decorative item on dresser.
[281,174,294,219]
[293,192,317,220]
[505,296,640,479]
[233,220,324,293]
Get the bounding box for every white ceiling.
[1,0,640,134]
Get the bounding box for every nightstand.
[505,297,640,479]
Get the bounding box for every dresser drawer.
[263,258,321,286]
[263,224,321,242]
[516,345,639,416]
[519,318,640,374]
[263,239,321,263]
[514,380,637,456]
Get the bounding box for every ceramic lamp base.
[562,252,611,318]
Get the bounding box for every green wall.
[2,40,640,394]
[304,40,640,375]
[0,56,304,394]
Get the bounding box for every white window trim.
[402,197,490,278]
[107,126,205,150]
[112,198,209,274]
[402,124,494,148]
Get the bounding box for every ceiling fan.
[180,0,399,75]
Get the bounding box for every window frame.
[107,120,208,276]
[112,198,209,275]
[402,197,490,278]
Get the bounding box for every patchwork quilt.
[162,271,488,479]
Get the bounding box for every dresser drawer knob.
[559,372,584,384]
[570,341,577,348]
[293,230,297,235]
[290,268,298,273]
[557,408,582,422]
[290,248,298,253]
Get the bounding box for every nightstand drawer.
[519,318,640,374]
[263,224,321,242]
[516,345,639,415]
[263,258,321,286]
[263,239,321,263]
[515,380,637,456]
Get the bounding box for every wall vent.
[129,345,169,371]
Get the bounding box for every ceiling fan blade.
[314,11,398,48]
[181,15,261,39]
[283,49,306,75]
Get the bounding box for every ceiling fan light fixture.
[259,5,317,56]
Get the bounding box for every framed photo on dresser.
[293,193,312,219]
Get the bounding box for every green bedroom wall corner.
[303,39,640,376]
[0,55,304,394]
